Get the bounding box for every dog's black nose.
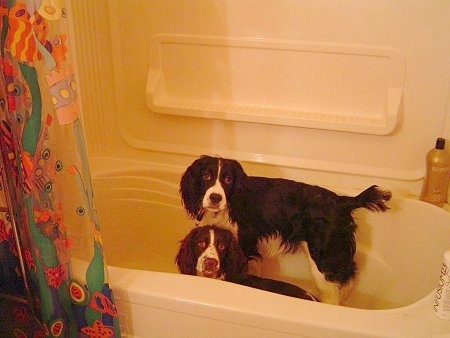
[204,258,219,270]
[209,193,222,204]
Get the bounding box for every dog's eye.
[217,243,226,252]
[223,176,233,185]
[203,172,212,181]
[197,240,207,249]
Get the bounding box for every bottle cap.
[435,138,446,150]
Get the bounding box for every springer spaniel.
[179,155,392,304]
[176,225,318,301]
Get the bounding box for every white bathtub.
[92,158,450,337]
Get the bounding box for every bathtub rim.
[108,265,450,338]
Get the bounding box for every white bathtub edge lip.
[109,267,450,337]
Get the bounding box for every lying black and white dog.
[180,155,392,304]
[176,225,318,301]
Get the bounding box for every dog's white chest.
[198,210,238,237]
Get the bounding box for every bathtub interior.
[92,165,450,310]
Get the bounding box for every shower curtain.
[0,1,120,337]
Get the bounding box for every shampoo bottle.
[433,250,450,320]
[420,138,450,207]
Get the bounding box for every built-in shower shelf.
[146,34,405,135]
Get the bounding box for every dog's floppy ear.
[225,159,248,222]
[175,228,199,275]
[180,157,206,219]
[221,230,248,278]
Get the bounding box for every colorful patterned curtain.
[0,1,120,337]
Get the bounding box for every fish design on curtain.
[0,1,120,337]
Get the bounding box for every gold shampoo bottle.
[420,138,450,206]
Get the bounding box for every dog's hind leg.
[247,257,263,276]
[249,232,287,277]
[301,242,340,305]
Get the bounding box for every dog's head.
[175,225,248,280]
[180,155,247,221]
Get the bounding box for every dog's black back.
[231,180,390,283]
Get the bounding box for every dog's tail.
[341,185,392,212]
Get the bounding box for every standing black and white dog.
[180,155,392,304]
